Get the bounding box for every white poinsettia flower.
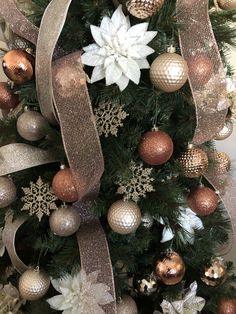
[0,227,5,257]
[81,5,157,91]
[47,269,114,314]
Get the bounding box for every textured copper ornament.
[215,119,233,140]
[217,0,236,9]
[0,82,19,110]
[52,167,78,203]
[117,295,138,314]
[0,176,17,208]
[178,146,209,178]
[107,199,142,234]
[2,49,34,84]
[126,0,165,19]
[201,258,227,287]
[217,298,236,314]
[187,55,213,87]
[187,186,218,216]
[150,52,188,92]
[138,130,173,165]
[155,251,186,285]
[211,151,231,174]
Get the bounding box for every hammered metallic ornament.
[215,119,233,140]
[201,258,227,287]
[0,176,16,208]
[107,199,142,234]
[126,0,165,19]
[211,151,231,174]
[217,0,236,9]
[134,273,157,295]
[117,295,138,314]
[217,298,236,314]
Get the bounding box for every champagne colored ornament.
[126,0,165,19]
[19,268,50,301]
[2,49,34,84]
[117,295,138,314]
[187,186,218,216]
[215,119,233,140]
[201,258,227,287]
[150,51,188,92]
[134,273,157,295]
[217,0,236,10]
[49,205,81,237]
[211,151,231,174]
[52,167,78,203]
[155,251,186,285]
[17,110,48,141]
[0,176,17,208]
[138,130,173,165]
[217,298,236,314]
[178,145,208,178]
[187,55,213,87]
[0,82,19,110]
[107,199,142,235]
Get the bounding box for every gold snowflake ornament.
[117,161,155,202]
[21,177,58,221]
[94,102,129,137]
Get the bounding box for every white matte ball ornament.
[0,176,17,208]
[117,295,138,314]
[107,200,142,235]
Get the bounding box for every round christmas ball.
[212,151,231,174]
[155,251,185,285]
[0,82,19,110]
[134,273,157,295]
[178,146,208,178]
[187,186,218,216]
[0,176,17,208]
[201,258,227,287]
[17,111,48,141]
[138,130,173,165]
[217,298,236,314]
[117,295,138,314]
[49,205,81,237]
[107,199,142,235]
[215,119,233,140]
[187,54,213,87]
[52,167,78,203]
[2,49,34,84]
[150,52,188,92]
[126,0,165,19]
[19,268,50,301]
[141,212,154,229]
[218,0,236,10]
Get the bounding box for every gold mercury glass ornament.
[201,258,227,287]
[126,0,165,19]
[215,119,233,140]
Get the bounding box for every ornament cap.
[167,45,176,53]
[188,143,194,149]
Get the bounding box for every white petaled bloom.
[81,5,157,91]
[47,270,114,314]
[0,227,5,257]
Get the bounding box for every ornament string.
[177,0,230,145]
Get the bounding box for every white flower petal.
[91,66,106,83]
[105,63,122,85]
[50,279,62,293]
[116,74,129,91]
[129,45,155,58]
[136,31,157,45]
[47,295,70,311]
[83,43,99,53]
[81,51,105,67]
[127,23,149,37]
[161,226,174,243]
[100,17,115,34]
[136,59,150,69]
[124,59,140,84]
[91,25,105,47]
[111,5,129,31]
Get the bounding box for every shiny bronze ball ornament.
[155,251,186,285]
[217,298,236,314]
[0,82,19,110]
[117,295,138,314]
[217,0,236,10]
[211,151,231,174]
[215,119,233,140]
[187,54,213,87]
[2,49,34,84]
[201,258,227,287]
[187,186,218,216]
[138,130,174,165]
[126,0,165,19]
[0,176,17,208]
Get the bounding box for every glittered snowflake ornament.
[81,5,157,91]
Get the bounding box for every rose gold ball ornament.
[49,205,81,237]
[212,151,231,174]
[150,51,188,92]
[217,0,236,10]
[17,111,48,141]
[126,0,165,19]
[107,199,142,235]
[187,54,213,87]
[52,167,78,203]
[187,186,218,216]
[117,295,138,314]
[215,119,233,140]
[217,299,236,314]
[155,251,185,285]
[0,176,17,208]
[0,82,19,110]
[178,145,208,178]
[138,130,173,165]
[2,49,34,84]
[201,258,227,287]
[19,268,50,301]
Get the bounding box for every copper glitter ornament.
[126,0,165,19]
[178,145,208,178]
[187,55,213,87]
[0,176,17,208]
[2,49,34,84]
[201,258,227,287]
[215,119,233,140]
[217,298,236,314]
[187,186,218,216]
[217,0,236,9]
[0,82,19,110]
[150,52,188,92]
[107,199,142,234]
[52,167,78,203]
[19,268,50,301]
[155,251,185,285]
[138,130,173,165]
[17,111,48,141]
[49,205,81,237]
[117,295,138,314]
[211,151,231,174]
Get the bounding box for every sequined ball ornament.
[217,298,236,314]
[187,54,213,87]
[0,176,17,208]
[211,151,231,174]
[0,83,19,110]
[217,0,236,10]
[201,258,227,287]
[126,0,165,19]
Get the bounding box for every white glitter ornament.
[81,5,157,91]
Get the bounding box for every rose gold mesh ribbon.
[177,0,230,145]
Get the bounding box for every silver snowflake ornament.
[21,177,58,221]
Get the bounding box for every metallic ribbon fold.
[177,0,230,145]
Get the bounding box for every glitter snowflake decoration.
[21,177,58,221]
[94,101,129,137]
[117,161,155,202]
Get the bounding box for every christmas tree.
[0,0,236,313]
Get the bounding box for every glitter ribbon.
[177,0,230,145]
